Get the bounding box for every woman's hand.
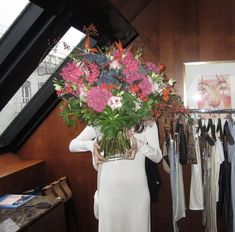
[93,142,106,164]
[127,131,137,160]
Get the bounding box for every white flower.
[54,83,62,90]
[109,60,121,70]
[134,99,142,110]
[149,79,160,93]
[107,96,122,110]
[79,85,88,101]
[168,79,176,86]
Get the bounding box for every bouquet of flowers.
[54,39,184,160]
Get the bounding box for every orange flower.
[59,99,69,111]
[84,35,99,53]
[162,87,171,102]
[115,40,123,54]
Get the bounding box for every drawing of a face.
[197,74,231,109]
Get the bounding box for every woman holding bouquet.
[69,120,162,232]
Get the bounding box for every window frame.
[0,0,138,154]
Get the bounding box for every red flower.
[129,85,140,94]
[100,83,116,91]
[159,63,165,72]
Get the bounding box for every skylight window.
[0,27,85,135]
[0,0,30,40]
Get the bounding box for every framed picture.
[183,61,235,110]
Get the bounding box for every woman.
[69,121,162,232]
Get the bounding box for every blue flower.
[85,54,108,65]
[97,69,121,85]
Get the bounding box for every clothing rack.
[189,108,235,114]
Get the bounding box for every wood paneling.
[0,153,21,169]
[17,107,98,232]
[13,0,235,231]
[0,160,45,195]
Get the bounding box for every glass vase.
[98,129,131,161]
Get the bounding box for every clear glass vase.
[98,129,131,161]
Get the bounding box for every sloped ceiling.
[0,0,139,153]
[30,0,139,47]
[110,0,152,21]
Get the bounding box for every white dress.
[189,127,204,210]
[69,122,162,232]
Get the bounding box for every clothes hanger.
[216,111,223,140]
[211,123,216,142]
[197,115,203,133]
[206,112,213,132]
[200,123,215,146]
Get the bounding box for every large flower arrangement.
[54,38,186,159]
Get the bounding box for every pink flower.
[87,87,112,112]
[138,77,152,97]
[118,50,139,75]
[60,62,84,85]
[84,62,100,84]
[146,62,160,74]
[126,73,152,97]
[125,72,144,85]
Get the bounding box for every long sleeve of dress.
[69,126,98,170]
[69,126,97,152]
[137,122,163,163]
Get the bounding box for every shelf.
[0,160,45,178]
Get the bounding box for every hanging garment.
[175,120,188,165]
[202,144,217,232]
[189,126,204,210]
[225,119,235,145]
[202,125,224,232]
[202,144,210,230]
[167,135,186,232]
[214,133,225,202]
[227,117,235,232]
[217,142,232,232]
[168,137,178,232]
[175,146,186,221]
[185,121,197,164]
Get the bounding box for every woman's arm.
[69,126,97,152]
[69,126,105,169]
[138,122,163,163]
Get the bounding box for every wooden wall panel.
[17,107,98,231]
[15,0,235,231]
[0,161,45,195]
[198,0,235,37]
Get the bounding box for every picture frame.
[183,60,235,110]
